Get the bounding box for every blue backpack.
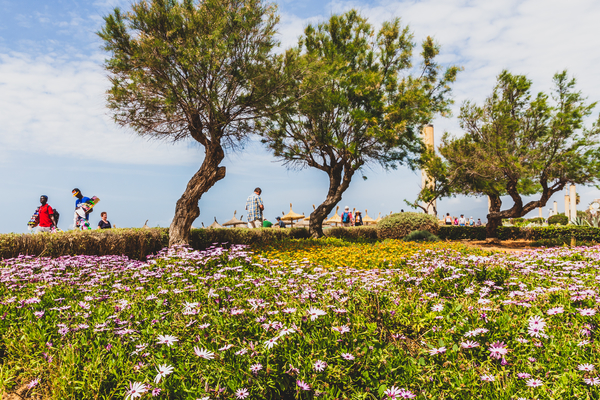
[342,212,350,223]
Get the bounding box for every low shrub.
[403,230,440,242]
[377,212,439,240]
[527,217,544,224]
[548,214,568,225]
[0,228,169,260]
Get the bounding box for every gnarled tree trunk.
[308,163,355,238]
[169,142,226,246]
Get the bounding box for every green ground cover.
[0,240,598,399]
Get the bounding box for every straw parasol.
[208,217,224,229]
[223,210,246,228]
[325,206,342,226]
[374,212,383,223]
[281,203,305,227]
[295,214,310,227]
[362,209,376,225]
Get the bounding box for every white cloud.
[0,51,201,165]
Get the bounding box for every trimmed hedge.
[438,225,600,242]
[0,228,169,260]
[0,226,379,260]
[3,225,600,260]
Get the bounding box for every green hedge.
[2,225,599,260]
[0,226,379,260]
[438,225,600,242]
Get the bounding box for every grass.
[0,239,598,399]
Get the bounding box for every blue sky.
[1,0,600,233]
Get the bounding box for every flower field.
[0,241,599,399]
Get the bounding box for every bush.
[510,217,525,224]
[548,214,569,225]
[0,226,382,260]
[0,228,169,260]
[403,230,440,242]
[377,212,439,240]
[527,217,544,224]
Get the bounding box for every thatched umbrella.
[208,217,224,229]
[281,203,305,227]
[374,212,383,223]
[362,209,376,225]
[325,206,342,226]
[295,214,310,227]
[223,210,246,228]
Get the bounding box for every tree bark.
[485,217,501,241]
[169,142,226,246]
[308,164,355,238]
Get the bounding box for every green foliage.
[548,214,569,225]
[0,227,382,260]
[98,0,284,144]
[527,217,544,224]
[438,225,600,243]
[377,212,439,239]
[1,241,600,398]
[259,10,459,236]
[434,70,600,238]
[98,0,292,245]
[402,230,440,242]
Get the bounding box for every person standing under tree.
[36,195,56,233]
[245,187,264,228]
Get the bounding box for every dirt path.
[458,239,536,253]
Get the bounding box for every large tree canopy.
[259,10,459,237]
[438,70,600,239]
[99,0,290,245]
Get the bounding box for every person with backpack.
[341,206,353,227]
[35,195,57,233]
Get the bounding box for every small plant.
[403,230,440,242]
[548,214,569,225]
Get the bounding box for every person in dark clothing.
[97,212,112,229]
[275,216,286,228]
[354,211,363,226]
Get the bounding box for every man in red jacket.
[36,195,56,233]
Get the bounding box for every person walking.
[97,212,112,229]
[341,206,353,227]
[72,188,93,220]
[35,195,56,233]
[245,187,264,228]
[354,211,363,226]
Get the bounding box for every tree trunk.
[308,164,355,238]
[169,143,226,246]
[485,217,501,241]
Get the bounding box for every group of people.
[443,213,482,226]
[340,206,364,226]
[31,188,112,233]
[245,188,368,229]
